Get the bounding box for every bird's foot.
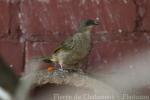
[64,68,84,74]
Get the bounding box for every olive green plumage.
[43,19,99,70]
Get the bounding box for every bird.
[42,19,99,72]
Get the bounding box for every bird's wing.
[54,36,74,53]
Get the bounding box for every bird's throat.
[78,26,93,35]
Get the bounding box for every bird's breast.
[72,33,91,59]
[55,32,92,65]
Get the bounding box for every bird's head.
[79,19,99,32]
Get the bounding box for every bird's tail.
[33,56,53,64]
[43,58,53,63]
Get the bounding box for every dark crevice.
[9,0,26,72]
[8,0,12,36]
[8,0,22,40]
[17,0,26,72]
[133,0,148,32]
[22,41,27,72]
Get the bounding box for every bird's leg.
[58,62,65,71]
[58,63,69,72]
[59,64,64,71]
[54,63,60,69]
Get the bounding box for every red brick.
[25,41,60,60]
[0,0,21,40]
[88,32,150,72]
[0,40,24,75]
[9,0,22,35]
[25,41,59,72]
[0,1,9,35]
[20,0,136,41]
[142,0,150,31]
[100,0,136,33]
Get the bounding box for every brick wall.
[0,0,150,75]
